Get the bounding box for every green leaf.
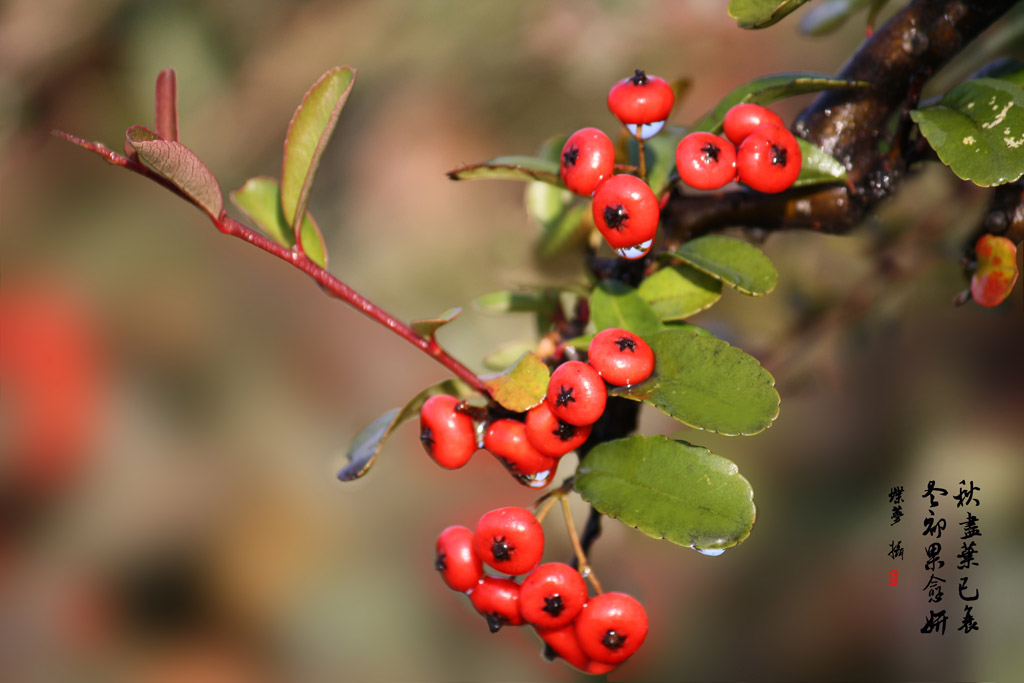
[637,265,723,321]
[666,235,778,296]
[520,134,590,258]
[589,280,664,337]
[126,126,223,220]
[728,0,811,29]
[281,66,356,235]
[691,74,869,134]
[229,176,328,268]
[411,308,461,339]
[910,77,1024,187]
[794,137,848,187]
[473,290,557,315]
[610,328,780,435]
[482,352,550,412]
[575,435,755,550]
[337,379,477,481]
[447,155,562,185]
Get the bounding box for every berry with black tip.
[520,562,589,629]
[418,394,477,469]
[591,174,659,260]
[561,128,615,196]
[675,131,737,191]
[588,328,655,387]
[736,124,802,194]
[474,506,545,576]
[547,361,607,427]
[607,69,675,139]
[469,576,524,633]
[524,400,592,458]
[575,592,649,665]
[435,525,484,593]
[484,418,558,476]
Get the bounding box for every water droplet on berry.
[625,120,666,140]
[515,469,554,489]
[614,239,653,260]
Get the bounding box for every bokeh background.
[2,1,1023,681]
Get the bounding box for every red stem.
[57,131,490,395]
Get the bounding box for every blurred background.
[2,1,1023,681]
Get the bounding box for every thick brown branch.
[664,0,1019,240]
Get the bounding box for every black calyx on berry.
[543,594,565,617]
[629,69,648,86]
[603,204,629,231]
[491,536,513,562]
[602,630,626,650]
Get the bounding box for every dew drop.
[691,545,726,557]
[625,120,666,140]
[515,469,554,489]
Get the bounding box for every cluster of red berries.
[559,71,804,259]
[559,69,675,260]
[418,328,655,478]
[676,103,802,193]
[435,506,649,673]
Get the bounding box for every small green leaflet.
[665,235,779,296]
[728,0,812,29]
[481,352,549,412]
[911,76,1024,187]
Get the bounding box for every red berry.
[546,361,607,427]
[474,506,545,576]
[591,174,659,260]
[524,400,591,458]
[575,592,649,665]
[588,328,655,387]
[536,623,590,671]
[722,102,785,145]
[736,124,802,194]
[469,576,524,633]
[561,128,615,196]
[435,525,484,593]
[418,394,477,469]
[675,132,737,191]
[971,234,1019,307]
[608,69,675,139]
[519,562,589,629]
[484,419,559,476]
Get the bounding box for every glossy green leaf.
[728,0,811,29]
[337,378,477,481]
[126,126,223,220]
[793,138,848,187]
[575,435,755,550]
[590,280,664,337]
[229,176,328,268]
[666,235,778,296]
[281,66,356,234]
[473,290,558,315]
[482,352,549,412]
[447,155,562,185]
[637,265,723,321]
[910,77,1024,187]
[411,308,461,339]
[610,328,780,435]
[691,74,869,134]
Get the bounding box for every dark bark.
[662,0,1020,242]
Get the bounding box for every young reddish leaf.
[281,66,356,239]
[155,68,179,141]
[337,379,478,481]
[230,176,328,268]
[482,352,549,413]
[126,125,223,220]
[411,308,461,339]
[971,234,1019,307]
